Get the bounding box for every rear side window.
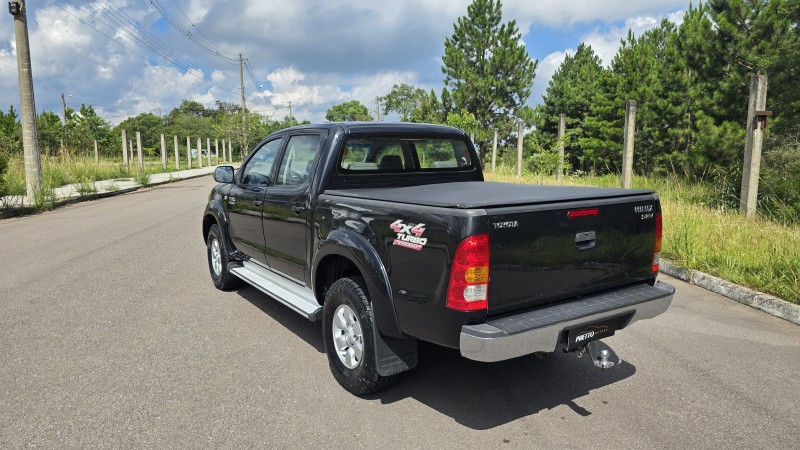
[338,136,472,173]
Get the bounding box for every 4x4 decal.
[390,219,427,251]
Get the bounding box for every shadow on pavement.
[371,340,635,429]
[235,286,324,353]
[235,286,635,429]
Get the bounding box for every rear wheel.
[206,223,242,291]
[323,277,398,395]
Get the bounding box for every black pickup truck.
[202,122,674,395]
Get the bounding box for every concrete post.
[136,131,144,172]
[516,120,524,178]
[228,140,233,163]
[12,0,42,200]
[196,137,203,168]
[186,136,192,169]
[557,113,566,182]
[740,75,768,218]
[491,128,498,173]
[215,139,219,165]
[94,140,99,164]
[173,135,180,170]
[160,134,167,170]
[129,140,133,164]
[621,100,637,189]
[207,137,212,167]
[122,130,129,170]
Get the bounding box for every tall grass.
[0,155,180,196]
[486,167,800,303]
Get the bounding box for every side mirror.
[214,166,234,183]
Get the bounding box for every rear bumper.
[460,281,675,362]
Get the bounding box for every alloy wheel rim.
[332,304,363,369]
[210,237,222,276]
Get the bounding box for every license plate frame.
[566,315,622,350]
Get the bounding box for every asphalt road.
[1,176,798,449]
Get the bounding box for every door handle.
[252,200,263,207]
[292,204,307,213]
[575,231,596,250]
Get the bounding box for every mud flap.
[373,326,418,376]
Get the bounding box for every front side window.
[338,136,472,173]
[275,135,323,186]
[240,138,283,186]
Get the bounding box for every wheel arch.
[313,230,403,339]
[202,200,237,256]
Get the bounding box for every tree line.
[0,100,307,161]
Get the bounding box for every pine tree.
[441,0,536,140]
[541,43,606,172]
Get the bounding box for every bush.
[761,145,800,224]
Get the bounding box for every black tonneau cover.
[324,181,654,209]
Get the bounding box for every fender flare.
[202,200,239,258]
[313,229,403,339]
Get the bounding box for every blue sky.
[0,0,691,124]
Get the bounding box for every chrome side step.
[230,261,322,321]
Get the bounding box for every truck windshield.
[338,136,473,173]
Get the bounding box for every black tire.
[323,276,398,395]
[206,223,242,291]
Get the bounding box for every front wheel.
[323,277,398,395]
[206,223,242,291]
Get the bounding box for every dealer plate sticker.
[567,317,619,350]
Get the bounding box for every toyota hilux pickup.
[202,122,674,395]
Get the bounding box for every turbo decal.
[390,219,427,251]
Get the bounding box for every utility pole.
[11,0,41,200]
[239,53,247,153]
[740,75,769,218]
[375,96,380,122]
[61,93,67,122]
[288,101,293,119]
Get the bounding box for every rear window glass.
[338,136,472,172]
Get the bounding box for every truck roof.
[273,122,468,137]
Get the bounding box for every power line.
[47,0,240,93]
[149,0,239,64]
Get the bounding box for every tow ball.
[574,340,618,369]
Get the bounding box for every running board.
[230,261,322,321]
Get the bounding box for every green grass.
[486,166,800,303]
[0,155,190,197]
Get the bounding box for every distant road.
[1,176,798,448]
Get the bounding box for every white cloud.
[0,0,694,123]
[505,0,689,29]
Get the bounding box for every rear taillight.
[653,212,662,273]
[447,234,490,311]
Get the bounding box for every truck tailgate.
[487,195,659,315]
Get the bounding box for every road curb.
[660,259,800,326]
[0,172,212,219]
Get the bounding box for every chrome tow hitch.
[574,340,618,369]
